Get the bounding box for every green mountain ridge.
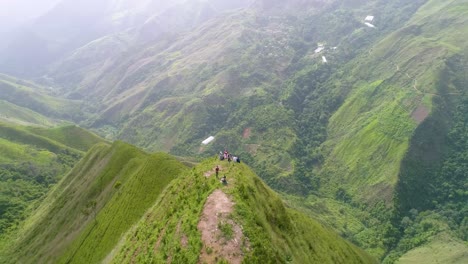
[1,141,375,264]
[0,121,105,242]
[0,0,467,262]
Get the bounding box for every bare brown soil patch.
[411,105,429,124]
[198,190,248,264]
[242,127,252,139]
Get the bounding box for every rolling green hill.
[0,0,467,263]
[1,143,375,264]
[0,122,105,245]
[110,157,375,264]
[0,74,85,123]
[1,141,185,264]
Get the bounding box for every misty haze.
[0,0,467,263]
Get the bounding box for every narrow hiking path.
[392,62,461,96]
[197,190,248,264]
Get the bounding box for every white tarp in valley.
[322,56,327,63]
[365,15,374,22]
[365,22,376,28]
[314,47,324,53]
[202,136,215,145]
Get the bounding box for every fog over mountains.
[0,0,467,263]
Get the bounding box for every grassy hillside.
[1,141,186,264]
[396,233,468,264]
[0,75,85,122]
[1,143,374,263]
[35,0,428,197]
[0,100,58,127]
[0,122,105,244]
[286,0,468,262]
[110,157,375,264]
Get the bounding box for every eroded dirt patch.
[242,127,252,139]
[198,190,248,264]
[411,105,429,124]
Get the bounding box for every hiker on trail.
[236,156,241,163]
[224,150,228,160]
[227,154,232,164]
[221,175,227,184]
[233,156,238,163]
[215,165,220,178]
[219,152,224,160]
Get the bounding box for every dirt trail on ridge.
[197,190,248,264]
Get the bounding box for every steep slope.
[0,122,104,240]
[1,141,186,264]
[288,0,468,261]
[0,100,57,127]
[1,144,374,264]
[34,0,429,196]
[110,158,375,264]
[0,0,254,77]
[0,74,84,122]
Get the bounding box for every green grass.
[0,77,83,121]
[0,100,58,127]
[2,141,186,264]
[396,233,468,264]
[111,157,375,263]
[25,125,105,152]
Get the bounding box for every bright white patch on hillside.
[365,15,374,22]
[322,56,327,63]
[365,22,376,28]
[202,136,215,145]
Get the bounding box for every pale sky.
[0,0,60,32]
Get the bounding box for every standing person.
[215,165,220,178]
[227,154,232,165]
[224,150,228,160]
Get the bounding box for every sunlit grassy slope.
[0,74,83,122]
[111,158,375,264]
[396,233,468,264]
[319,0,468,203]
[2,144,375,264]
[2,141,186,264]
[0,100,58,127]
[282,0,468,262]
[0,122,106,250]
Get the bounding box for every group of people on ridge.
[219,150,241,164]
[216,149,240,185]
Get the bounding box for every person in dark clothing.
[215,165,220,178]
[221,175,227,184]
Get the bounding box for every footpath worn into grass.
[111,157,376,264]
